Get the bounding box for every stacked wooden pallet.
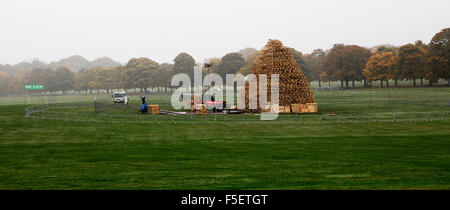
[243,39,316,112]
[291,103,318,113]
[148,104,160,115]
[278,105,291,113]
[261,103,318,114]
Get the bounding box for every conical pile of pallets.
[243,39,316,113]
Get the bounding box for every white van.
[113,92,128,104]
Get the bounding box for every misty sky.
[1,0,449,65]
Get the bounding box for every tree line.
[308,28,449,88]
[0,28,448,96]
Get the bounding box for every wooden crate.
[291,104,308,113]
[149,104,160,115]
[306,103,318,113]
[299,105,309,113]
[279,105,291,113]
[291,103,317,113]
[284,105,292,113]
[291,104,301,113]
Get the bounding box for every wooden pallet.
[291,103,318,113]
[148,104,160,115]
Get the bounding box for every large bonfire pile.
[244,39,317,113]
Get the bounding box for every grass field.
[0,88,449,189]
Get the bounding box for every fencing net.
[23,90,450,124]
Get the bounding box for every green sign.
[25,85,44,90]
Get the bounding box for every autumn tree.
[124,57,159,92]
[397,44,426,87]
[376,46,397,56]
[154,63,174,92]
[216,53,246,78]
[373,46,400,86]
[415,40,430,86]
[344,45,372,87]
[119,66,138,92]
[75,68,97,94]
[237,48,258,61]
[0,71,10,96]
[323,44,371,88]
[304,49,326,88]
[237,51,260,75]
[389,59,402,87]
[173,53,195,81]
[90,67,119,93]
[428,28,450,84]
[53,67,75,94]
[45,71,60,94]
[25,68,56,94]
[203,58,221,75]
[323,44,345,87]
[26,68,52,86]
[289,48,313,81]
[7,76,25,94]
[363,52,395,87]
[425,55,446,86]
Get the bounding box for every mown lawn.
[0,101,449,189]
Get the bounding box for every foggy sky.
[1,0,449,65]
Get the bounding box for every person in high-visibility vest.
[139,96,148,114]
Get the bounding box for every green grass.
[0,88,449,189]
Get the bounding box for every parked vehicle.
[112,92,128,104]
